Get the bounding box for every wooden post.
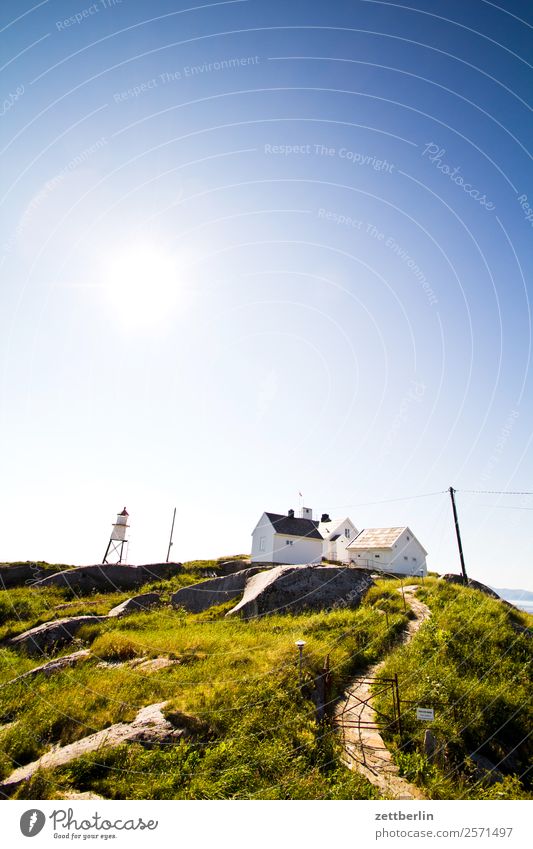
[394,673,403,739]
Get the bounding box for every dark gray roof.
[265,512,323,540]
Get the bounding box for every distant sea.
[497,594,533,614]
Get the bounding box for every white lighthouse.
[102,507,129,564]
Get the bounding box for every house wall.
[251,514,276,563]
[389,532,427,575]
[251,519,323,565]
[271,533,323,565]
[323,519,358,563]
[334,521,358,563]
[348,531,427,576]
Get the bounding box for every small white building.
[346,527,427,576]
[251,508,325,565]
[318,514,359,563]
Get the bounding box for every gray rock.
[423,729,438,758]
[107,592,162,618]
[171,567,265,613]
[0,702,205,796]
[440,574,520,610]
[227,565,374,619]
[440,574,502,598]
[61,791,105,800]
[33,562,183,593]
[1,650,91,687]
[0,562,63,588]
[216,559,251,575]
[6,616,106,657]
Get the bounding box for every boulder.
[33,562,183,593]
[107,592,162,618]
[6,615,107,657]
[1,650,91,687]
[440,574,516,603]
[0,702,206,796]
[215,559,252,575]
[423,728,438,758]
[227,565,374,619]
[440,574,502,597]
[0,562,63,588]
[171,567,265,613]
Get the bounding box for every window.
[406,535,410,541]
[345,528,351,538]
[404,556,408,560]
[286,539,293,546]
[412,557,417,562]
[374,553,380,558]
[259,537,266,552]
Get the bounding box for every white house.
[346,527,427,576]
[251,507,358,565]
[251,508,324,565]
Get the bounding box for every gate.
[336,674,402,769]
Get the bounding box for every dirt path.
[335,585,430,800]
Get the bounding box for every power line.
[474,504,533,510]
[333,490,447,508]
[456,489,533,496]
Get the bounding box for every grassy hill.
[0,562,530,800]
[374,578,532,799]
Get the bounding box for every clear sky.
[0,0,532,589]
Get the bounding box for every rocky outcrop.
[227,565,374,619]
[0,702,205,796]
[215,559,252,575]
[171,567,265,613]
[61,791,105,800]
[440,574,502,598]
[6,616,107,657]
[5,593,165,658]
[33,563,183,593]
[0,562,63,589]
[107,592,162,618]
[1,650,91,687]
[95,656,180,673]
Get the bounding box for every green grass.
[1,569,530,800]
[373,578,533,799]
[0,573,409,800]
[0,562,221,642]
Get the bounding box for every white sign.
[416,707,435,721]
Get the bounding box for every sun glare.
[102,243,181,329]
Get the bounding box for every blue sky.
[0,0,532,588]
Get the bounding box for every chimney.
[288,509,295,518]
[300,506,312,520]
[321,513,331,523]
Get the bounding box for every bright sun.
[102,243,180,329]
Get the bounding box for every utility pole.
[166,507,176,563]
[449,487,468,585]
